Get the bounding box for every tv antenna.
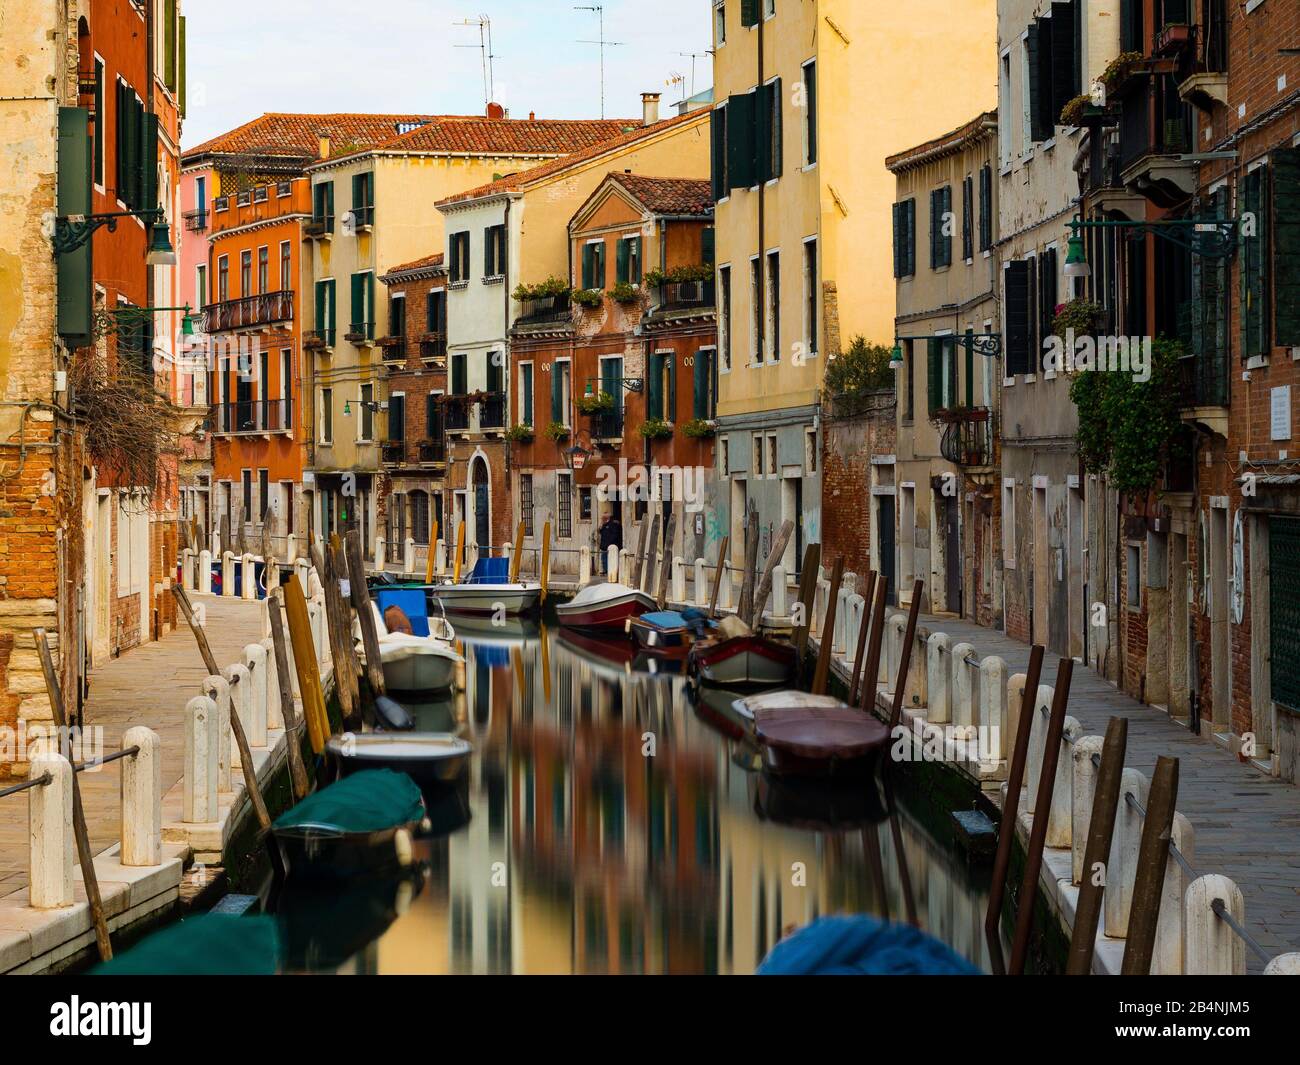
[455,15,497,111]
[575,5,626,119]
[677,51,708,99]
[666,71,687,108]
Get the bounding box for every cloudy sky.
[182,0,714,148]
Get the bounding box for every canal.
[280,619,1005,975]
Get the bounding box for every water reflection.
[346,626,998,975]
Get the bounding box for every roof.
[885,111,998,173]
[608,174,712,216]
[183,113,449,163]
[435,111,708,208]
[381,253,446,283]
[349,117,643,161]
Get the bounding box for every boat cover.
[469,557,510,583]
[373,588,430,637]
[639,611,687,630]
[273,770,425,834]
[93,914,280,975]
[757,915,981,975]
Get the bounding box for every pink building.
[177,163,214,535]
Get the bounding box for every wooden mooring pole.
[809,556,844,696]
[886,580,925,732]
[1120,755,1180,975]
[848,571,878,706]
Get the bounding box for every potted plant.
[545,421,571,442]
[505,423,535,443]
[571,288,604,310]
[609,281,640,304]
[1100,51,1145,93]
[576,390,615,416]
[680,418,716,439]
[639,418,674,440]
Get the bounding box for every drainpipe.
[503,196,512,522]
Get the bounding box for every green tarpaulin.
[273,769,424,834]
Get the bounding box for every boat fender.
[373,695,416,732]
[394,828,413,868]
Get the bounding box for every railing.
[656,278,715,310]
[212,398,293,434]
[418,438,446,465]
[381,441,405,465]
[592,409,624,440]
[479,392,506,429]
[351,204,374,228]
[203,290,294,332]
[304,216,332,238]
[515,293,573,325]
[380,338,407,363]
[939,407,995,468]
[1178,350,1229,408]
[445,402,470,431]
[345,321,375,343]
[303,328,335,350]
[420,333,447,360]
[183,208,208,233]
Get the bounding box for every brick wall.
[820,394,896,583]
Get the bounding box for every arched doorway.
[470,457,490,548]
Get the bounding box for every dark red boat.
[753,704,891,777]
[688,634,797,690]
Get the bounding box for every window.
[1126,543,1143,610]
[1020,37,1034,152]
[240,251,252,296]
[721,437,730,477]
[520,474,535,537]
[741,0,759,26]
[978,165,993,252]
[280,348,292,405]
[557,473,573,539]
[904,340,914,421]
[280,482,295,535]
[718,266,733,371]
[1037,247,1059,372]
[196,264,207,310]
[765,251,781,361]
[359,383,374,441]
[390,294,406,339]
[616,236,642,285]
[552,360,572,424]
[1002,480,1016,566]
[426,288,447,333]
[579,487,593,523]
[242,469,253,524]
[315,278,336,345]
[803,239,818,356]
[759,79,783,181]
[520,363,534,426]
[805,427,817,474]
[1241,164,1271,359]
[93,58,105,186]
[1026,4,1082,144]
[1004,261,1032,376]
[257,245,269,294]
[764,0,775,18]
[802,60,817,166]
[927,337,957,414]
[581,241,606,289]
[410,491,430,544]
[961,176,974,261]
[449,231,471,283]
[929,186,953,270]
[113,81,153,212]
[312,181,334,227]
[484,224,506,277]
[350,271,375,340]
[648,351,675,421]
[451,353,467,394]
[279,241,291,291]
[767,434,778,476]
[750,257,762,363]
[320,387,333,443]
[389,392,406,441]
[715,3,726,46]
[892,200,916,278]
[752,436,764,479]
[999,51,1013,166]
[351,171,374,227]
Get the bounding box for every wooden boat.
[93,914,281,975]
[753,704,891,778]
[269,770,429,879]
[363,594,462,694]
[555,581,656,633]
[690,633,798,689]
[325,733,473,791]
[627,610,692,655]
[733,690,844,723]
[429,558,542,616]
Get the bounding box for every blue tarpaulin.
[757,916,982,975]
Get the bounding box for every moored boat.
[555,581,656,633]
[732,690,845,723]
[690,631,798,690]
[362,593,462,694]
[752,704,891,778]
[325,732,473,791]
[429,557,542,616]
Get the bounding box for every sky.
[182,0,715,149]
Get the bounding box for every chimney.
[641,92,661,126]
[318,134,331,160]
[486,101,506,120]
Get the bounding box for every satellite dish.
[341,210,357,237]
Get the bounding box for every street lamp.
[1064,231,1091,279]
[52,207,176,264]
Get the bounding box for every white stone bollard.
[1153,813,1194,975]
[199,549,212,595]
[120,726,162,867]
[844,594,865,667]
[222,551,235,597]
[579,545,592,584]
[1047,716,1081,847]
[1071,734,1106,885]
[1185,874,1246,975]
[264,558,281,593]
[225,664,254,768]
[404,537,416,573]
[717,566,733,611]
[466,541,479,570]
[28,752,74,909]
[286,533,298,564]
[184,696,220,824]
[307,598,326,665]
[242,644,270,744]
[812,579,830,637]
[978,657,1008,759]
[307,569,323,601]
[672,557,686,604]
[241,554,258,601]
[926,633,951,724]
[772,565,789,618]
[1265,953,1300,974]
[1104,768,1150,938]
[182,548,196,591]
[885,615,906,691]
[609,546,621,584]
[1006,672,1026,767]
[435,538,447,575]
[1025,684,1054,811]
[259,637,284,730]
[294,558,310,593]
[692,558,706,606]
[374,537,386,571]
[951,643,975,730]
[202,674,232,793]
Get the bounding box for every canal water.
[282,620,1003,975]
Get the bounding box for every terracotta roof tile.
[183,113,455,162]
[609,174,713,216]
[383,253,446,279]
[885,111,998,172]
[361,118,642,159]
[435,111,708,207]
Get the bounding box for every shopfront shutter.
[56,107,93,345]
[1271,147,1300,346]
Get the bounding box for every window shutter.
[1005,261,1031,376]
[905,201,916,277]
[1272,148,1300,346]
[56,107,93,345]
[631,236,643,281]
[741,0,760,27]
[668,355,677,418]
[1242,167,1270,359]
[764,79,782,180]
[942,186,953,267]
[596,244,606,289]
[726,91,758,190]
[581,244,592,289]
[694,350,709,419]
[964,333,975,407]
[927,339,943,415]
[551,364,563,422]
[1026,24,1048,143]
[962,176,974,260]
[351,273,363,331]
[140,112,158,210]
[702,227,715,266]
[522,365,534,426]
[893,202,903,278]
[389,395,405,442]
[1051,3,1078,120]
[315,282,326,335]
[648,354,663,420]
[616,238,630,285]
[979,166,993,251]
[711,107,727,201]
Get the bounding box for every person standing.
[597,509,623,576]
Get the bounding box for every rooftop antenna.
[575,4,626,119]
[455,15,497,111]
[677,51,708,99]
[667,71,687,108]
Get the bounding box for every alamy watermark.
[1044,329,1152,383]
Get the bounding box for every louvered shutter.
[56,107,93,345]
[741,0,760,28]
[702,227,715,266]
[962,176,974,261]
[1242,167,1270,359]
[551,364,562,422]
[668,355,677,419]
[694,349,709,419]
[1272,148,1300,346]
[616,238,630,285]
[1051,3,1077,120]
[727,91,758,190]
[648,354,663,420]
[389,395,405,442]
[964,333,975,407]
[927,339,943,415]
[893,202,903,278]
[905,201,916,277]
[711,108,727,201]
[1005,261,1031,376]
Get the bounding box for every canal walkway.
[0,597,265,902]
[901,612,1300,971]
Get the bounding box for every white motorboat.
[428,558,542,616]
[360,603,463,694]
[554,581,656,633]
[731,691,847,723]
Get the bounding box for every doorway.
[471,458,490,548]
[943,493,961,615]
[1209,504,1230,734]
[877,494,896,606]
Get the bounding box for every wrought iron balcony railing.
[656,278,715,311]
[183,208,208,233]
[380,338,407,364]
[345,321,375,344]
[303,328,335,351]
[203,290,294,333]
[938,407,995,469]
[420,333,447,361]
[419,438,446,465]
[213,398,293,435]
[592,410,623,440]
[304,216,332,238]
[479,392,506,429]
[381,441,405,465]
[1177,350,1229,408]
[445,402,470,431]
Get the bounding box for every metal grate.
[1271,517,1300,714]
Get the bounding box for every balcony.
[420,332,447,363]
[445,401,470,432]
[1178,0,1228,111]
[304,216,333,240]
[349,205,374,232]
[344,321,375,346]
[183,208,208,233]
[380,337,408,367]
[1177,351,1229,435]
[938,407,996,471]
[381,440,405,465]
[1118,73,1197,208]
[303,328,335,352]
[657,278,715,311]
[514,293,573,330]
[479,392,506,430]
[419,439,446,465]
[212,398,293,436]
[592,410,624,440]
[203,290,294,333]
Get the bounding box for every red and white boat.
[555,582,656,634]
[689,634,798,690]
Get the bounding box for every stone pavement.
[917,612,1300,973]
[0,597,265,900]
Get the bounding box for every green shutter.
[892,202,903,278]
[389,395,405,441]
[741,0,760,27]
[726,91,757,190]
[710,108,726,201]
[326,280,336,338]
[1272,148,1300,346]
[57,107,93,345]
[668,355,677,418]
[769,79,782,179]
[964,333,974,407]
[702,227,715,266]
[694,349,709,419]
[596,243,606,288]
[927,339,942,414]
[906,200,916,277]
[551,363,563,422]
[1051,2,1078,120]
[141,112,158,210]
[351,273,363,333]
[178,16,186,117]
[616,238,630,285]
[648,354,663,420]
[1242,167,1270,359]
[581,244,593,289]
[522,364,534,426]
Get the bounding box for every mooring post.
[183,696,219,824]
[120,726,162,868]
[28,752,74,910]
